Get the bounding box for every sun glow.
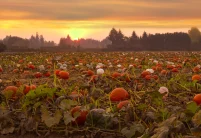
[62,28,88,40]
[73,37,79,40]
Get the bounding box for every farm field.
[1,52,201,138]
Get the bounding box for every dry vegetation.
[0,52,201,138]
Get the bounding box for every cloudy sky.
[1,0,201,43]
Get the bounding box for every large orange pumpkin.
[110,88,129,102]
[71,106,88,125]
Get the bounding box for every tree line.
[58,35,110,49]
[106,27,201,51]
[0,27,201,52]
[0,33,56,52]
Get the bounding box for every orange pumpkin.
[112,72,121,78]
[171,68,178,72]
[87,70,94,76]
[192,74,201,81]
[54,69,61,76]
[28,64,35,69]
[43,71,51,77]
[59,71,69,79]
[193,94,201,105]
[23,85,36,95]
[13,69,19,73]
[161,70,167,75]
[34,72,42,78]
[152,75,159,80]
[145,75,152,80]
[71,106,88,125]
[110,88,129,102]
[90,75,98,82]
[141,71,151,78]
[117,100,130,109]
[2,86,18,99]
[193,67,200,73]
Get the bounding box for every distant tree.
[106,28,194,51]
[163,33,191,51]
[2,36,29,50]
[142,31,148,39]
[188,27,201,43]
[129,31,139,48]
[29,33,46,49]
[78,38,102,49]
[148,34,165,51]
[117,30,124,42]
[100,37,112,48]
[40,35,45,47]
[130,31,138,40]
[141,31,149,49]
[107,28,126,50]
[108,28,118,45]
[77,45,81,51]
[59,38,66,47]
[0,43,7,52]
[44,41,56,47]
[59,34,74,48]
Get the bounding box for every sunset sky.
[1,0,201,43]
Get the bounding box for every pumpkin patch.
[0,52,201,137]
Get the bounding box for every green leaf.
[73,111,81,119]
[59,99,78,110]
[151,117,177,138]
[3,90,14,100]
[26,86,57,102]
[121,123,145,138]
[121,127,135,138]
[26,90,37,99]
[63,112,75,125]
[137,104,148,110]
[131,123,145,133]
[159,108,170,120]
[192,110,201,127]
[186,101,199,114]
[54,110,62,124]
[41,106,62,127]
[33,102,42,111]
[147,91,163,106]
[16,85,24,97]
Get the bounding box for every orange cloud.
[0,0,201,42]
[1,0,201,21]
[0,19,201,30]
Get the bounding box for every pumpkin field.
[1,52,201,138]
